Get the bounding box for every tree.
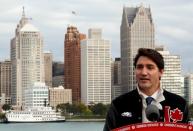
[0,113,6,120]
[77,103,88,113]
[90,103,109,116]
[56,103,110,118]
[2,104,11,111]
[56,103,70,115]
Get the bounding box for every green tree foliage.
[68,103,88,115]
[56,102,110,118]
[0,113,6,120]
[56,103,70,115]
[83,108,92,116]
[89,103,110,116]
[56,103,88,115]
[2,104,11,111]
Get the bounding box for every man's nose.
[141,67,148,75]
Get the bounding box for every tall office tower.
[112,58,122,99]
[156,46,182,96]
[81,28,111,105]
[121,5,155,94]
[10,8,44,108]
[184,74,193,105]
[64,26,86,103]
[0,60,11,104]
[44,51,53,87]
[113,58,121,85]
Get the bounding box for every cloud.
[157,26,192,41]
[0,0,193,73]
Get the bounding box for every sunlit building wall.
[49,86,72,109]
[81,28,111,105]
[11,9,44,108]
[156,46,182,97]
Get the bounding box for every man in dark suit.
[103,48,189,131]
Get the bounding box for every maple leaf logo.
[170,108,183,123]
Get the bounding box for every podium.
[112,122,193,131]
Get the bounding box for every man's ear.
[160,69,164,74]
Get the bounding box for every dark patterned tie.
[146,97,154,105]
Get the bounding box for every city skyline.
[0,0,193,74]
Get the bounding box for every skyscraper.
[44,51,53,87]
[64,26,86,103]
[184,74,193,105]
[0,60,11,104]
[10,8,44,108]
[81,28,111,105]
[156,46,182,97]
[120,5,155,93]
[111,58,122,99]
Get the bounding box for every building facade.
[180,76,185,98]
[184,74,193,105]
[81,28,111,105]
[0,94,11,105]
[111,58,122,99]
[64,26,86,103]
[156,46,182,97]
[44,51,53,87]
[53,61,64,77]
[49,86,72,109]
[25,82,48,108]
[0,60,11,97]
[120,5,155,94]
[10,9,44,108]
[0,60,11,104]
[52,76,64,87]
[52,61,64,87]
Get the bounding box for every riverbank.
[66,118,105,122]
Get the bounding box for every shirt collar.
[137,85,165,122]
[137,85,165,108]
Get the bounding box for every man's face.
[135,56,163,92]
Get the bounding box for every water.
[0,122,104,131]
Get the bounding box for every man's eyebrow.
[136,64,155,66]
[146,64,155,66]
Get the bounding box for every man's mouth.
[140,78,150,81]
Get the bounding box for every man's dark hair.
[134,48,164,70]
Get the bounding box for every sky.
[0,0,193,74]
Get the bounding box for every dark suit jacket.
[103,89,189,131]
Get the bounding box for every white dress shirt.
[137,86,165,123]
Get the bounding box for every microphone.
[145,104,160,122]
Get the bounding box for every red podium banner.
[112,122,193,131]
